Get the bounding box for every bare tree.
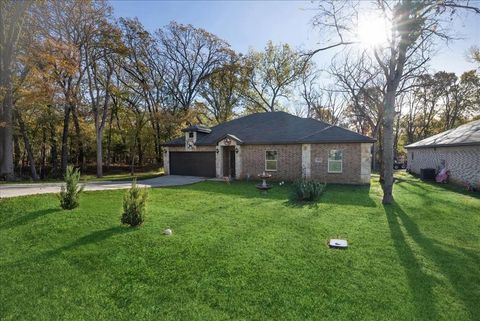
[118,18,166,163]
[157,22,233,111]
[311,0,480,203]
[199,54,247,124]
[243,41,308,112]
[84,15,119,177]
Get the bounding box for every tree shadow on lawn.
[176,181,377,208]
[1,226,134,270]
[0,208,62,230]
[385,202,479,320]
[284,185,376,208]
[42,226,134,260]
[395,183,477,209]
[395,175,479,199]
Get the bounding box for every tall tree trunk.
[71,107,86,171]
[40,127,46,179]
[106,108,114,169]
[15,108,39,180]
[96,128,103,177]
[13,133,21,170]
[0,77,14,180]
[381,90,396,204]
[60,105,71,175]
[137,136,143,167]
[49,115,59,177]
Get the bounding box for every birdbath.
[256,172,272,194]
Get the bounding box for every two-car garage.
[169,152,216,178]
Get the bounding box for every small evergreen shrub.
[59,165,84,210]
[121,180,148,227]
[290,179,326,202]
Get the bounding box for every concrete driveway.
[0,175,206,198]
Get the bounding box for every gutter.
[405,142,480,149]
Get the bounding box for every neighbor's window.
[265,151,278,171]
[188,132,194,138]
[328,150,343,173]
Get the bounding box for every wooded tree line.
[0,0,315,180]
[323,53,480,167]
[0,0,479,200]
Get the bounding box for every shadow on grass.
[42,226,134,259]
[176,181,377,207]
[0,208,62,230]
[395,174,479,199]
[172,180,289,201]
[385,202,480,319]
[320,184,376,207]
[283,199,320,209]
[1,226,134,271]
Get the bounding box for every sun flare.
[357,16,390,47]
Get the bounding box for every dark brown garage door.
[169,152,216,177]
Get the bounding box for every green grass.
[0,173,479,321]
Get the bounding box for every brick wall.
[310,143,364,184]
[166,143,372,184]
[240,143,369,184]
[407,145,480,185]
[240,144,302,181]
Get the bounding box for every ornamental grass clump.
[290,179,326,203]
[121,180,148,227]
[59,165,84,210]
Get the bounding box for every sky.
[110,0,479,80]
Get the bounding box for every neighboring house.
[405,120,480,186]
[163,112,375,184]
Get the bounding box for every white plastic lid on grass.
[329,239,348,249]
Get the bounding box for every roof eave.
[405,142,480,149]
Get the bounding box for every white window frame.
[265,150,278,171]
[328,149,343,173]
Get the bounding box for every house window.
[265,151,277,171]
[328,150,343,173]
[188,132,194,138]
[411,152,414,160]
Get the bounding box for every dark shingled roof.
[405,119,480,149]
[164,111,375,146]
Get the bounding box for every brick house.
[163,112,375,184]
[405,120,480,186]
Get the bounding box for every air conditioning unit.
[420,168,436,180]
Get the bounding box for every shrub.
[121,180,148,227]
[59,165,84,210]
[290,179,326,202]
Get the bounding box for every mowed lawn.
[0,174,479,321]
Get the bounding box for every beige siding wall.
[407,145,480,185]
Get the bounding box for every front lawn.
[0,174,479,321]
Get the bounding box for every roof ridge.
[298,125,334,140]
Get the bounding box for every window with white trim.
[265,151,277,171]
[328,150,343,173]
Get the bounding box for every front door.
[229,150,236,178]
